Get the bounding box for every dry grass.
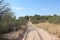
[34,22,60,38]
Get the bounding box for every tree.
[0,0,16,40]
[54,14,57,16]
[17,17,27,26]
[0,0,16,34]
[25,16,29,21]
[0,0,8,15]
[0,0,9,22]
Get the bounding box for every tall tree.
[0,0,16,34]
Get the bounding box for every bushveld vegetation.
[0,0,60,39]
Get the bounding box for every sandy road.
[22,21,60,40]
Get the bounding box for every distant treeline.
[17,14,60,24]
[27,14,60,24]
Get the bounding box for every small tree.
[0,0,16,34]
[54,14,57,16]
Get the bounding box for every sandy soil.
[22,21,60,40]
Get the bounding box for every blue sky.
[5,0,60,18]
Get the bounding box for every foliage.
[0,0,19,35]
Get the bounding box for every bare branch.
[0,0,3,4]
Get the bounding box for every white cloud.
[11,6,24,10]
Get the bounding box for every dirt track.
[22,21,60,40]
